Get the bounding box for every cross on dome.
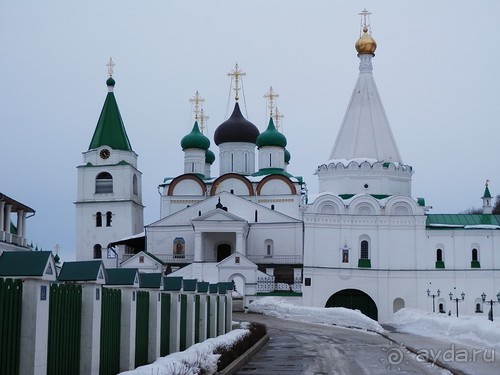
[227,63,246,101]
[274,106,284,132]
[358,8,372,34]
[106,57,115,77]
[190,91,205,120]
[199,108,209,134]
[264,86,279,117]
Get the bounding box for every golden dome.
[355,27,377,55]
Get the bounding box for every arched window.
[106,211,112,227]
[133,174,138,195]
[360,240,369,259]
[265,239,273,257]
[472,248,478,261]
[96,212,102,227]
[436,249,443,262]
[476,303,483,313]
[95,172,113,193]
[93,244,102,259]
[438,303,445,313]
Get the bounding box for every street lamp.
[449,290,465,317]
[427,288,440,313]
[481,292,500,322]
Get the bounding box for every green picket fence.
[135,291,149,368]
[194,295,200,343]
[47,283,82,375]
[0,278,22,375]
[179,294,187,351]
[160,293,171,356]
[100,287,121,375]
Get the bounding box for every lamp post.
[427,288,440,313]
[481,292,500,322]
[449,289,465,317]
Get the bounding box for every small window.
[438,303,445,313]
[95,172,113,193]
[436,249,443,262]
[342,248,349,263]
[235,256,240,264]
[304,278,311,286]
[271,204,275,210]
[265,239,273,257]
[139,256,144,263]
[360,240,369,259]
[133,174,138,195]
[106,211,112,227]
[96,212,102,227]
[476,303,483,313]
[93,244,102,259]
[472,248,478,261]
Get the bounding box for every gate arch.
[325,289,378,321]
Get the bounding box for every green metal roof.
[88,79,132,151]
[58,260,104,281]
[106,268,139,285]
[426,214,500,228]
[163,276,183,291]
[256,118,287,148]
[181,122,210,151]
[197,281,209,293]
[183,279,198,292]
[338,194,390,200]
[252,168,294,178]
[0,251,51,277]
[483,185,492,198]
[139,272,163,288]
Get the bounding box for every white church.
[75,13,500,321]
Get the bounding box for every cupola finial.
[189,91,204,121]
[264,86,279,118]
[358,8,372,35]
[228,63,246,102]
[355,9,377,55]
[199,108,209,135]
[107,57,115,77]
[274,106,284,132]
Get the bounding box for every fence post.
[182,279,197,349]
[196,282,209,343]
[217,283,227,335]
[208,284,219,338]
[20,279,51,375]
[224,283,233,333]
[80,284,103,375]
[148,289,161,363]
[119,288,137,371]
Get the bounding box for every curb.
[378,331,467,375]
[217,334,270,375]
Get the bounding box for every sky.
[1,1,499,262]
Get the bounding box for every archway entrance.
[325,289,378,321]
[217,244,232,262]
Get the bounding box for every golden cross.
[274,106,284,131]
[199,108,209,134]
[189,91,205,120]
[358,8,372,33]
[264,86,279,117]
[228,63,246,101]
[106,57,115,77]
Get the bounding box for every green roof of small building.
[139,273,163,289]
[163,276,183,291]
[181,122,210,151]
[197,281,209,293]
[209,284,218,293]
[256,118,287,148]
[58,260,104,281]
[106,268,139,286]
[426,214,500,228]
[88,77,132,152]
[0,251,52,277]
[183,279,198,292]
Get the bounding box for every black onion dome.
[214,102,260,145]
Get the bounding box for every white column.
[21,211,27,242]
[17,209,24,245]
[236,232,245,255]
[194,232,202,262]
[4,203,11,232]
[0,201,4,241]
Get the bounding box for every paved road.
[233,313,451,375]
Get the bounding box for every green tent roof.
[483,185,492,199]
[0,251,52,277]
[88,78,132,151]
[139,272,163,288]
[106,268,139,285]
[58,260,104,281]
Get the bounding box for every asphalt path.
[233,312,451,375]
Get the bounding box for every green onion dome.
[205,149,215,164]
[106,77,116,87]
[214,102,260,145]
[181,121,210,151]
[284,148,291,163]
[256,118,287,148]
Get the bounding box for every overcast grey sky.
[1,1,499,261]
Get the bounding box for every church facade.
[76,18,500,321]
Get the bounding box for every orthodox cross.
[274,106,284,131]
[189,91,204,121]
[228,63,246,101]
[264,86,279,117]
[359,8,372,33]
[106,57,115,77]
[199,108,209,134]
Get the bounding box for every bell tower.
[75,59,144,266]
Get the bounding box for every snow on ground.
[248,296,384,332]
[387,308,500,350]
[119,328,249,375]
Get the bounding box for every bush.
[215,322,267,371]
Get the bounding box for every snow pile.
[119,328,249,375]
[248,296,383,332]
[389,308,500,349]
